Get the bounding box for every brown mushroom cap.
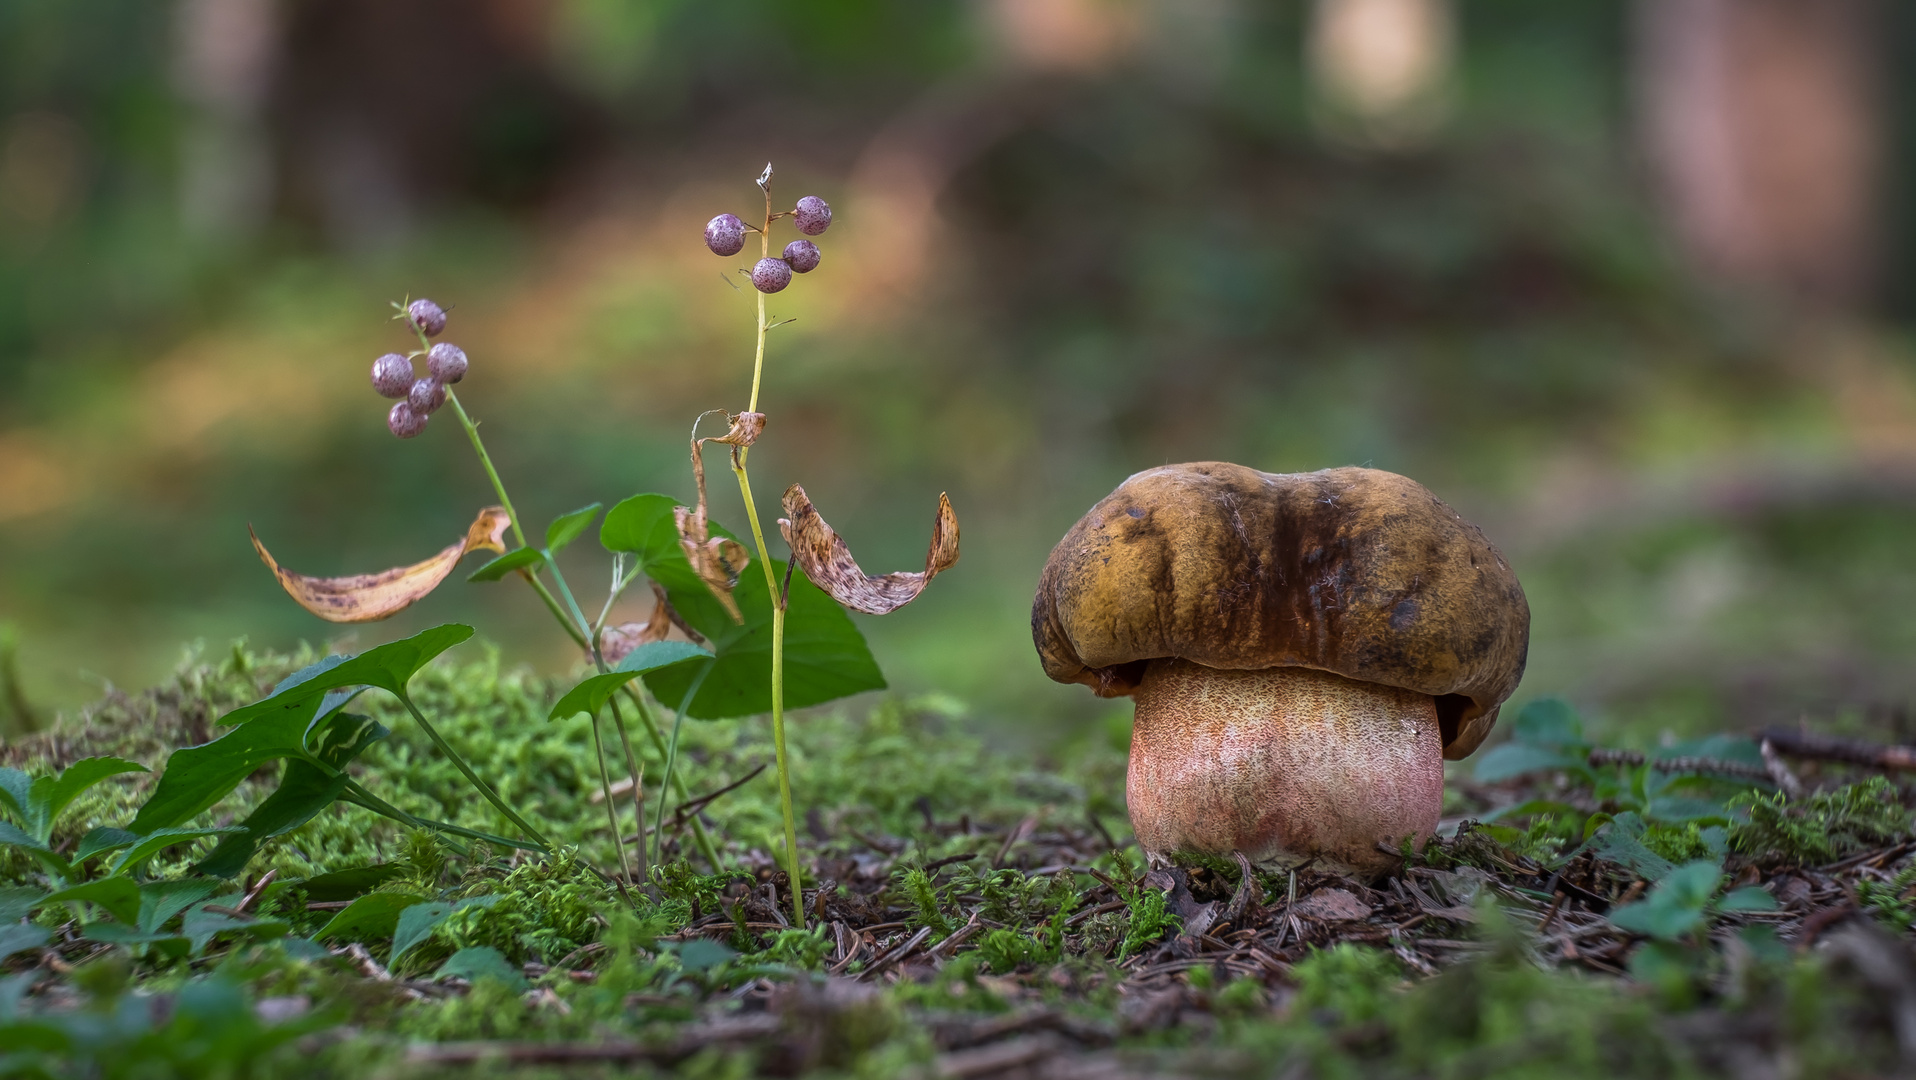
[1032,463,1529,759]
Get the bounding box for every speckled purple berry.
[407,298,447,337]
[371,353,414,398]
[705,213,746,256]
[793,196,831,236]
[427,342,467,383]
[751,257,792,293]
[408,377,446,416]
[783,239,820,273]
[388,401,428,438]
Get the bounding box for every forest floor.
[5,645,1916,1078]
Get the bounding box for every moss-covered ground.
[6,644,1916,1078]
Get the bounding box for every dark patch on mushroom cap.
[1031,463,1530,759]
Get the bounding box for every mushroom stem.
[1127,659,1443,876]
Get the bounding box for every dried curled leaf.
[251,507,510,623]
[778,485,958,615]
[712,411,765,448]
[596,582,705,664]
[675,413,763,624]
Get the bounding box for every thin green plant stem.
[731,459,801,926]
[397,693,553,849]
[605,695,655,897]
[653,660,717,869]
[340,784,630,896]
[419,329,646,881]
[333,781,552,857]
[619,684,724,870]
[590,712,633,886]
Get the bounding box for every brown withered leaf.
[675,413,762,624]
[777,486,958,615]
[251,507,510,623]
[596,582,705,664]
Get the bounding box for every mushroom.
[1032,463,1528,874]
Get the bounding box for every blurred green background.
[4,0,1916,752]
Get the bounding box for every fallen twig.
[1586,748,1771,781]
[1762,729,1916,772]
[859,926,933,980]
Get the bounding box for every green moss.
[1729,777,1911,864]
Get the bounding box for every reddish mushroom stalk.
[1127,661,1443,872]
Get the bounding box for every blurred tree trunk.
[173,0,279,242]
[1635,0,1882,309]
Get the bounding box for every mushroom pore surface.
[1127,658,1443,875]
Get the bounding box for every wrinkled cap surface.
[1032,463,1529,759]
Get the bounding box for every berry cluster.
[371,298,469,438]
[704,193,832,294]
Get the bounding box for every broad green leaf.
[1610,860,1722,941]
[0,924,49,960]
[271,654,353,700]
[1719,886,1780,913]
[1472,743,1585,784]
[546,503,602,555]
[136,626,467,834]
[0,769,32,829]
[391,895,500,965]
[181,904,289,955]
[1585,812,1677,881]
[78,923,192,959]
[436,945,528,991]
[196,711,394,877]
[1662,860,1727,907]
[467,547,547,583]
[73,827,139,865]
[305,713,389,769]
[645,559,884,719]
[547,641,711,722]
[301,863,408,903]
[1644,796,1731,824]
[24,758,147,843]
[603,493,885,717]
[671,937,736,972]
[314,891,428,943]
[599,493,684,571]
[45,878,141,925]
[194,762,352,878]
[137,879,228,934]
[132,702,320,833]
[107,827,245,876]
[0,886,46,925]
[1609,897,1705,941]
[0,821,71,881]
[1512,698,1584,747]
[290,623,474,699]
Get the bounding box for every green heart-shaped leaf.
[436,945,528,991]
[137,879,228,935]
[547,642,711,723]
[45,877,142,925]
[467,547,548,583]
[603,493,884,718]
[546,503,602,555]
[300,863,408,903]
[21,758,147,843]
[135,626,469,833]
[313,891,427,943]
[392,895,500,964]
[108,827,245,877]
